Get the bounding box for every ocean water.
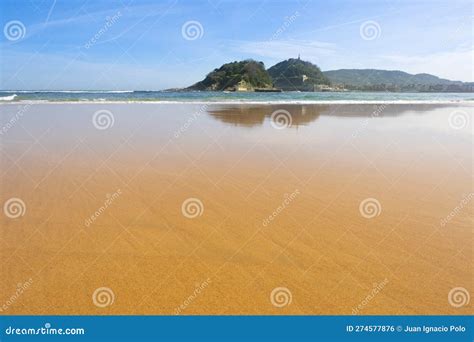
[0,90,473,103]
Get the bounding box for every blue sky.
[0,0,472,90]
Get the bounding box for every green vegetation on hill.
[187,60,273,91]
[186,59,473,93]
[323,69,473,92]
[268,58,331,91]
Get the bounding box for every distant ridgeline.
[324,69,474,92]
[186,58,473,92]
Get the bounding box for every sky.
[0,0,472,90]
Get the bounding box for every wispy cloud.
[232,38,473,82]
[1,0,472,88]
[378,48,474,82]
[232,39,338,63]
[43,0,57,27]
[22,2,178,41]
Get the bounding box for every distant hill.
[185,60,473,93]
[268,58,330,91]
[187,60,273,91]
[323,69,473,92]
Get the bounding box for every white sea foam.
[1,99,472,105]
[0,90,133,94]
[0,94,17,101]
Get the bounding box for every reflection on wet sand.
[207,103,453,127]
[207,105,325,127]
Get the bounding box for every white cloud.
[233,39,338,64]
[377,49,474,82]
[234,39,473,82]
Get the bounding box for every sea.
[0,90,473,103]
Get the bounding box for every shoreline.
[1,100,473,105]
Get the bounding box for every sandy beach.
[0,103,472,315]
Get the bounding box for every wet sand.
[0,103,472,315]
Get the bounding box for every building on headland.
[313,84,347,92]
[233,80,282,92]
[314,84,332,92]
[235,80,250,92]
